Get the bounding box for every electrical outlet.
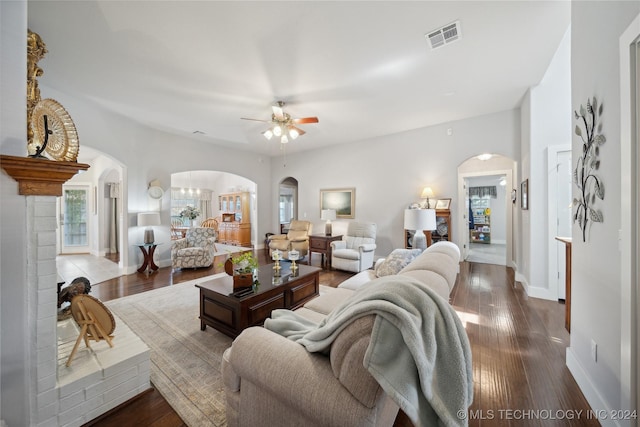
[591,339,598,362]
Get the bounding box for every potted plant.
[179,205,200,226]
[223,251,258,290]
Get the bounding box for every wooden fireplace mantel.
[0,154,90,196]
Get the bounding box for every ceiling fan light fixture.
[242,101,318,146]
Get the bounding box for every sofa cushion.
[424,240,461,262]
[399,270,450,301]
[338,269,379,291]
[398,251,458,290]
[332,248,362,260]
[374,248,422,277]
[303,288,355,315]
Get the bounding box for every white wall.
[568,1,640,423]
[40,85,272,270]
[0,0,30,424]
[519,25,572,300]
[271,109,521,257]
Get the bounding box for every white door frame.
[458,168,514,268]
[547,145,571,301]
[619,12,640,420]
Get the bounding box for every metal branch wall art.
[573,97,606,242]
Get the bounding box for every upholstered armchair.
[171,227,217,269]
[331,222,377,273]
[268,220,312,260]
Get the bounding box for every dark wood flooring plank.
[83,254,598,427]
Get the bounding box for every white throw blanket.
[264,275,473,427]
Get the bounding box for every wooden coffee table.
[196,263,321,338]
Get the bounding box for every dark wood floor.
[84,251,597,427]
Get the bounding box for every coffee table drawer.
[288,276,319,309]
[248,293,285,325]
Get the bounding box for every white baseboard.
[515,271,527,287]
[566,348,621,427]
[525,285,555,301]
[515,269,555,300]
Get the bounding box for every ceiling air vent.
[426,20,461,50]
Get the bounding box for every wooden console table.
[555,237,572,332]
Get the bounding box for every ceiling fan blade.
[292,117,319,124]
[289,125,306,136]
[241,117,270,123]
[272,105,284,121]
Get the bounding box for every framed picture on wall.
[320,188,355,219]
[521,179,529,210]
[435,198,451,210]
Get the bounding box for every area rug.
[105,273,232,427]
[213,243,252,258]
[105,274,334,427]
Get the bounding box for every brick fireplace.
[1,155,150,426]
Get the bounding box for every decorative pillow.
[375,249,423,277]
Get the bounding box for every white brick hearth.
[56,316,149,426]
[26,195,150,427]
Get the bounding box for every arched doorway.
[170,170,258,247]
[457,154,516,267]
[279,177,298,232]
[56,146,126,283]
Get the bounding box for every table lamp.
[138,212,161,244]
[404,208,436,249]
[321,209,337,236]
[421,187,434,209]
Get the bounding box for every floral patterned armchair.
[171,227,217,269]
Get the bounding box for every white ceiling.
[28,1,570,157]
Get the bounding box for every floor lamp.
[404,208,436,249]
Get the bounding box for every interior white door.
[556,150,572,300]
[59,185,91,254]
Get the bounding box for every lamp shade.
[138,212,161,244]
[137,212,161,227]
[321,209,337,221]
[420,187,434,199]
[404,209,436,231]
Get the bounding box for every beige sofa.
[221,241,462,427]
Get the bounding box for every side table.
[309,234,343,269]
[134,243,162,275]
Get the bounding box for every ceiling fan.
[241,101,319,144]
